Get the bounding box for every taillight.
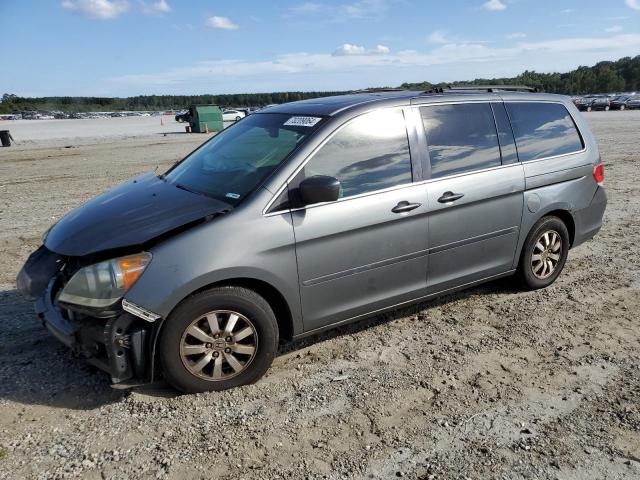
[593,163,604,186]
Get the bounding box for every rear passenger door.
[419,102,525,292]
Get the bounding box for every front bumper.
[35,278,154,385]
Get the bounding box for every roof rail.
[351,87,407,93]
[448,85,538,93]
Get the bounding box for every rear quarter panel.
[508,97,601,267]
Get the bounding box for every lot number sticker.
[284,116,322,127]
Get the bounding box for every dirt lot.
[0,112,638,480]
[2,116,235,148]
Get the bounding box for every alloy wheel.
[531,230,562,280]
[180,310,258,381]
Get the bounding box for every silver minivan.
[17,88,607,393]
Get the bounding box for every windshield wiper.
[157,160,181,180]
[175,183,206,196]
[174,183,233,206]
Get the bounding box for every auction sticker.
[283,116,322,127]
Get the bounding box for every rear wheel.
[605,105,610,111]
[235,116,241,122]
[620,105,626,111]
[587,106,592,112]
[159,286,278,393]
[518,216,570,290]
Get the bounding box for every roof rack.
[351,87,407,93]
[448,85,538,93]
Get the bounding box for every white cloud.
[205,16,239,30]
[289,2,323,14]
[506,32,526,39]
[340,0,390,19]
[483,0,506,11]
[142,0,170,14]
[625,0,640,10]
[428,30,450,44]
[287,0,392,21]
[107,33,640,94]
[606,25,624,32]
[61,0,129,19]
[333,43,390,56]
[560,8,573,14]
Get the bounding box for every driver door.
[289,108,429,332]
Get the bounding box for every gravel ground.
[0,111,639,480]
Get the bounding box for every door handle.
[437,191,465,203]
[392,201,421,213]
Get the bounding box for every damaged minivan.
[17,88,607,393]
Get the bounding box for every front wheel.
[518,216,570,290]
[159,286,278,393]
[605,105,610,111]
[620,105,626,111]
[587,106,592,112]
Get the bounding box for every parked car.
[623,95,640,110]
[590,96,611,111]
[575,96,596,111]
[175,111,191,123]
[609,95,630,110]
[222,109,246,122]
[17,89,606,393]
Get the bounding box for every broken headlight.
[58,253,152,309]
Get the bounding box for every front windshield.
[164,113,322,205]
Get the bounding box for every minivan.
[17,87,607,393]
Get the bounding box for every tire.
[605,105,610,111]
[159,286,278,393]
[620,105,625,111]
[518,216,570,290]
[235,116,241,122]
[587,106,592,112]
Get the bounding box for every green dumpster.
[189,104,223,133]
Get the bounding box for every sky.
[1,0,640,97]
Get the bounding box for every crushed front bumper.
[34,278,155,385]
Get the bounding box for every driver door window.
[294,108,412,199]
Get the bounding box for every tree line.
[2,55,639,114]
[401,56,640,94]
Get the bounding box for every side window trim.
[489,102,504,162]
[403,106,426,182]
[265,106,417,214]
[490,101,520,165]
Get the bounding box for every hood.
[45,172,230,257]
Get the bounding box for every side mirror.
[299,175,341,206]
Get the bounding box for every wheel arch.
[148,276,296,382]
[513,206,577,270]
[543,209,576,247]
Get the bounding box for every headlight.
[58,252,152,308]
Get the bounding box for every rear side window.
[420,103,501,178]
[295,108,412,199]
[505,102,584,161]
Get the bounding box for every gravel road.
[0,112,638,479]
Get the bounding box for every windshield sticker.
[283,116,322,127]
[225,192,241,199]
